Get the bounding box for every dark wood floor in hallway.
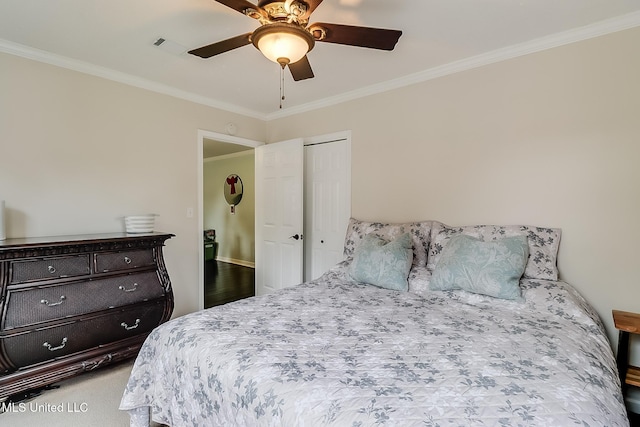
[204,260,255,308]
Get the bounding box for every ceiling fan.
[188,0,402,81]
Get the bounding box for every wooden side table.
[613,310,640,394]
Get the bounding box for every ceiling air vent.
[153,37,187,55]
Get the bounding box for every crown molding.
[2,10,639,123]
[265,10,640,120]
[0,39,266,120]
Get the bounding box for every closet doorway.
[254,132,351,295]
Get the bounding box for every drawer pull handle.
[43,337,68,352]
[47,265,56,274]
[118,283,138,292]
[121,319,140,331]
[40,295,66,307]
[124,256,132,265]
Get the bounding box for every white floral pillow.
[427,222,561,281]
[343,218,432,267]
[407,266,431,296]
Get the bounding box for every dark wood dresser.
[0,232,173,399]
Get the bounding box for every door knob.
[290,234,302,240]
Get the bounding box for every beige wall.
[203,151,255,264]
[2,26,639,351]
[0,52,265,318]
[267,26,640,347]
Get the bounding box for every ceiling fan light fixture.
[252,22,314,66]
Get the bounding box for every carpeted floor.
[1,360,135,426]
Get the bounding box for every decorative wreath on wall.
[224,174,243,206]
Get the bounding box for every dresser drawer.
[1,302,165,369]
[94,249,155,273]
[10,255,91,284]
[3,272,165,329]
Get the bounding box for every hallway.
[204,260,255,308]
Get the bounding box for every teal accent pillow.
[430,234,529,301]
[349,233,413,292]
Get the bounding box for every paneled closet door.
[304,137,351,282]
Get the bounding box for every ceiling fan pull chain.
[280,63,286,109]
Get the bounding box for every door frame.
[197,129,264,310]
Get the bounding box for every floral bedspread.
[120,264,628,426]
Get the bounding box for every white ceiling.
[1,1,639,120]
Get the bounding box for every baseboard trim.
[215,257,255,269]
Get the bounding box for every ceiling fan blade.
[309,23,402,50]
[215,0,266,19]
[188,33,252,58]
[288,55,314,81]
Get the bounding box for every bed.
[120,219,629,426]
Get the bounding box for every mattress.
[120,262,628,426]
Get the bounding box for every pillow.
[428,222,561,281]
[407,266,432,297]
[430,234,529,301]
[343,218,432,267]
[349,233,413,291]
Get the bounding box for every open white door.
[255,138,304,296]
